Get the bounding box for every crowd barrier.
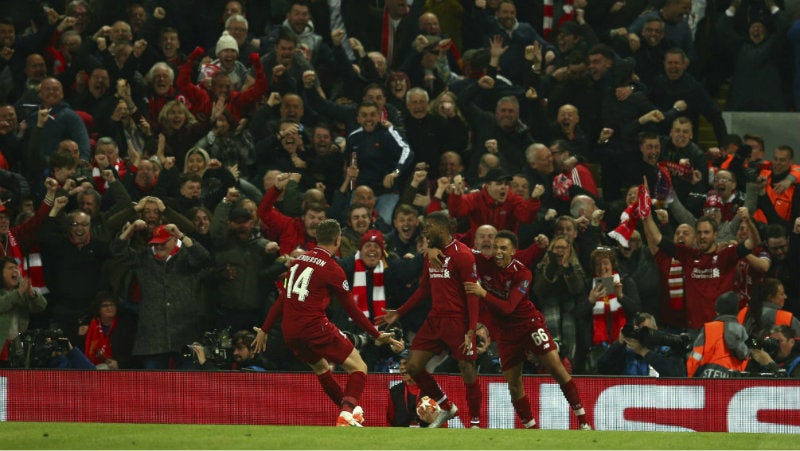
[1,370,799,432]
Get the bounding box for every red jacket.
[257,187,317,254]
[177,51,267,122]
[447,188,540,245]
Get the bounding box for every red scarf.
[668,259,685,311]
[591,272,627,344]
[151,239,182,261]
[381,9,394,67]
[352,252,385,320]
[608,183,650,247]
[84,317,117,365]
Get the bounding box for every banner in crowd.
[1,370,798,432]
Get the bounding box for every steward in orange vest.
[687,292,750,377]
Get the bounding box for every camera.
[342,330,369,350]
[8,328,70,368]
[746,336,780,356]
[183,328,233,366]
[621,324,692,352]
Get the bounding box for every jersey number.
[531,328,550,346]
[286,265,314,302]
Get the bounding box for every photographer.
[687,292,750,378]
[597,313,687,377]
[745,325,800,378]
[189,329,269,371]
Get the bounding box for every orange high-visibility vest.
[687,321,749,377]
[737,307,794,327]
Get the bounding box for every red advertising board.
[1,370,798,432]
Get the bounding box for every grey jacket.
[111,238,211,355]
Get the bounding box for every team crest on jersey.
[443,256,451,267]
[343,280,350,291]
[519,279,529,294]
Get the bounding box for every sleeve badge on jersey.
[519,279,529,295]
[343,280,350,291]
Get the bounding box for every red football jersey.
[261,247,379,339]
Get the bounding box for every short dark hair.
[276,27,298,45]
[303,202,326,215]
[233,329,256,349]
[764,223,787,240]
[776,145,795,159]
[179,172,203,186]
[495,230,518,248]
[425,211,450,228]
[50,149,78,169]
[315,218,341,245]
[696,215,719,232]
[357,101,380,112]
[639,131,660,144]
[587,43,614,60]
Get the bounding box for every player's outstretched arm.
[252,327,269,354]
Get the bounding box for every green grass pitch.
[0,422,797,449]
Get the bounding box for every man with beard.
[378,211,481,428]
[38,195,111,346]
[68,66,116,131]
[340,203,374,258]
[642,178,761,332]
[209,190,279,332]
[257,173,327,254]
[447,167,541,246]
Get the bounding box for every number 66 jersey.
[475,255,558,370]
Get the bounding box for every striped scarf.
[592,272,626,344]
[668,259,685,311]
[352,252,385,320]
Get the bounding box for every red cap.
[359,230,385,252]
[148,225,173,245]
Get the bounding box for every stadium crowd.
[0,0,799,382]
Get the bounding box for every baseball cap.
[359,229,385,252]
[485,168,512,183]
[148,225,173,245]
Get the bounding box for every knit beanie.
[216,31,239,56]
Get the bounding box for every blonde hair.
[158,99,197,132]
